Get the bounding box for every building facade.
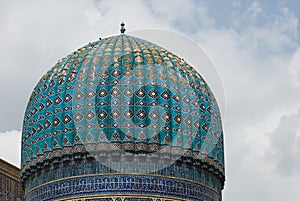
[21,25,225,201]
[0,159,24,201]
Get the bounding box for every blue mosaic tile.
[21,33,225,200]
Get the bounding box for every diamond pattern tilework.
[21,34,224,185]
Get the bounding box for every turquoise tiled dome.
[21,34,224,188]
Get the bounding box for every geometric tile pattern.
[25,174,220,201]
[21,34,224,192]
[23,160,223,196]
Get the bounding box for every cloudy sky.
[1,0,300,200]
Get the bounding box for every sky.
[0,0,300,200]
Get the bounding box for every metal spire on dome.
[120,22,126,34]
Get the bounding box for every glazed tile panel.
[23,161,222,194]
[25,174,219,201]
[21,34,224,185]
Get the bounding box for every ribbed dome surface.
[21,34,224,184]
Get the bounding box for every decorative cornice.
[57,194,190,201]
[25,173,219,196]
[0,158,21,181]
[25,174,219,201]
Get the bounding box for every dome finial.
[120,22,126,34]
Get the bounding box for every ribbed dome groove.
[21,35,224,190]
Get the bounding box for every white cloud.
[247,1,263,18]
[0,0,106,131]
[252,7,297,54]
[144,0,215,30]
[289,47,300,86]
[94,0,168,34]
[0,0,300,201]
[0,130,21,167]
[187,4,300,200]
[85,6,104,26]
[265,110,300,176]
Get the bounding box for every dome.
[21,32,225,201]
